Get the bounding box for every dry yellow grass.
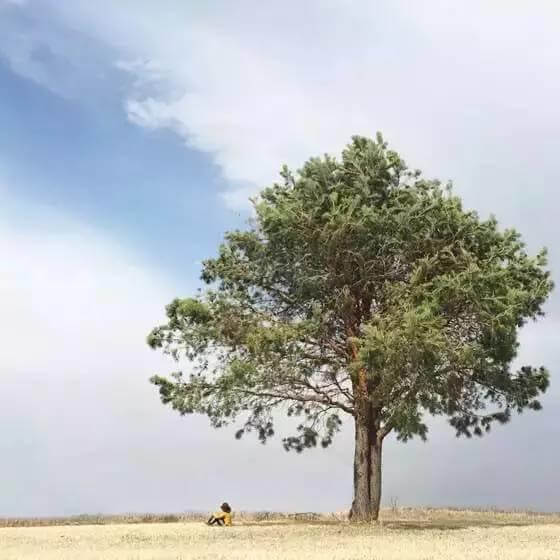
[1,510,560,559]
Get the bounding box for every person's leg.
[207,516,216,525]
[216,518,224,526]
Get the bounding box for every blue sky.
[0,5,244,284]
[1,0,560,516]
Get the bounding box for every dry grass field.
[1,509,560,559]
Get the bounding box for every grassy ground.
[1,509,560,559]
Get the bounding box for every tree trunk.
[369,438,382,520]
[349,408,383,522]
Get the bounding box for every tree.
[147,135,553,522]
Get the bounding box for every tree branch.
[234,387,354,415]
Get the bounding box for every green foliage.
[148,134,553,449]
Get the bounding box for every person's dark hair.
[220,502,231,513]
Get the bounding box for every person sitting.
[207,502,232,526]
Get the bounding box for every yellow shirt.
[214,511,232,526]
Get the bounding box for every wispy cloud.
[0,3,122,101]
[41,1,560,211]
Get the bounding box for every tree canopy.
[148,134,553,520]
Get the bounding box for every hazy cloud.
[0,186,350,515]
[2,0,560,515]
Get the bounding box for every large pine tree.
[148,135,553,521]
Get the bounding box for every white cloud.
[44,0,560,211]
[3,241,156,374]
[0,197,172,375]
[0,189,186,515]
[0,188,354,515]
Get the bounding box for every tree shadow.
[382,520,534,532]
[236,519,546,532]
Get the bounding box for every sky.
[1,0,559,516]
